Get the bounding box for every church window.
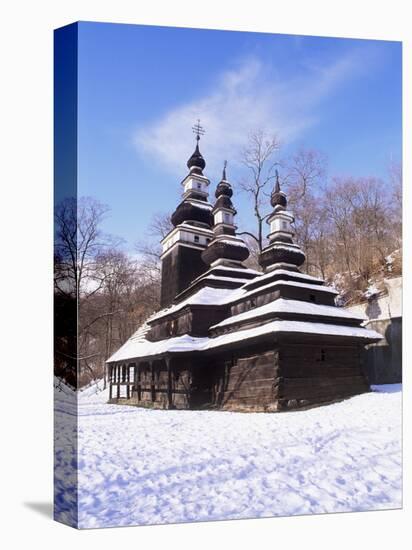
[168,319,178,336]
[194,235,200,243]
[224,213,230,224]
[282,221,288,230]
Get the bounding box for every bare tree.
[54,196,123,299]
[237,130,281,252]
[135,210,173,311]
[388,160,402,249]
[148,211,173,240]
[282,148,327,201]
[322,176,398,297]
[54,197,124,386]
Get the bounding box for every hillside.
[326,249,402,307]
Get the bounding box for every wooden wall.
[148,306,228,341]
[108,340,369,412]
[276,343,369,410]
[206,349,279,412]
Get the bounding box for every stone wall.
[345,277,402,384]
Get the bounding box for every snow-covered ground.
[54,380,402,529]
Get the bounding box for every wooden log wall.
[210,349,279,412]
[276,343,369,410]
[148,305,228,341]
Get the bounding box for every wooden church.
[106,129,382,411]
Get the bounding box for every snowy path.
[55,382,402,528]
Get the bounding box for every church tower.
[259,171,306,272]
[201,162,250,268]
[160,123,214,307]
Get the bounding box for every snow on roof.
[186,200,213,210]
[207,319,383,349]
[243,268,324,289]
[265,243,303,253]
[149,286,234,322]
[223,277,339,306]
[107,333,208,363]
[217,239,249,248]
[208,265,261,275]
[189,265,259,286]
[107,318,382,363]
[200,274,250,284]
[151,276,337,325]
[211,298,366,329]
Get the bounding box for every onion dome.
[202,237,250,266]
[259,242,306,270]
[215,161,233,198]
[171,199,213,228]
[187,143,206,174]
[213,161,236,213]
[187,120,206,174]
[271,170,287,208]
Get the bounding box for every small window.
[206,238,211,244]
[224,213,231,224]
[282,221,288,230]
[168,319,177,336]
[250,297,257,308]
[309,294,316,303]
[194,235,200,243]
[316,349,326,362]
[197,183,202,189]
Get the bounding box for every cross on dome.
[187,120,206,173]
[192,119,205,142]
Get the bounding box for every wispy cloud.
[133,51,361,177]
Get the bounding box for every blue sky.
[77,22,402,251]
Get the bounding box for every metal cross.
[192,119,205,141]
[223,159,228,180]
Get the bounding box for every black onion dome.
[171,200,213,227]
[214,194,235,212]
[215,162,233,198]
[271,189,287,209]
[187,143,206,173]
[259,243,305,270]
[270,172,287,208]
[202,239,249,266]
[215,181,233,198]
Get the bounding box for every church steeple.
[258,171,305,272]
[201,162,250,268]
[170,121,212,227]
[160,123,214,307]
